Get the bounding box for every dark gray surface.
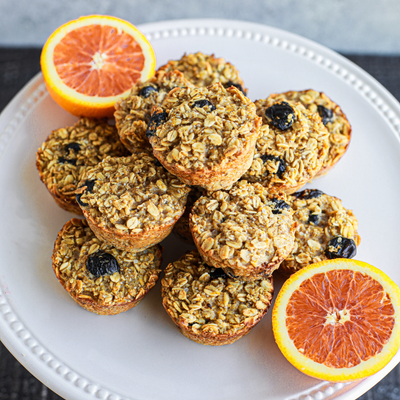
[2,0,400,54]
[0,48,400,400]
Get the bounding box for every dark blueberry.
[146,109,168,137]
[225,81,246,95]
[188,322,196,327]
[294,189,324,200]
[75,180,96,207]
[65,142,81,153]
[192,99,216,112]
[308,213,321,225]
[86,251,120,277]
[325,236,357,259]
[265,102,295,131]
[271,198,291,215]
[261,155,286,179]
[83,179,96,193]
[58,156,76,166]
[317,105,334,125]
[76,193,87,207]
[139,85,158,98]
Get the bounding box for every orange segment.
[272,259,400,382]
[41,15,156,118]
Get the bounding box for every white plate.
[1,18,400,400]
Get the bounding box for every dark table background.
[1,48,400,400]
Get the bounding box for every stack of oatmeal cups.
[36,53,360,344]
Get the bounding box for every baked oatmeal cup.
[268,90,352,176]
[52,218,162,315]
[158,52,247,92]
[36,118,128,214]
[280,188,361,276]
[114,70,194,152]
[76,151,190,252]
[189,180,296,281]
[161,250,274,345]
[147,83,261,191]
[243,98,330,194]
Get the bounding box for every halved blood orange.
[272,258,400,382]
[41,15,156,118]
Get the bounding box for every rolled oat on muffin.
[76,150,190,252]
[36,118,129,214]
[161,250,274,345]
[280,188,361,276]
[114,70,194,152]
[52,218,162,315]
[147,83,261,191]
[158,52,247,92]
[189,180,296,281]
[267,90,352,177]
[243,98,329,194]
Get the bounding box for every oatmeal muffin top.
[280,188,360,275]
[189,180,295,280]
[147,83,260,172]
[268,90,352,176]
[114,70,194,150]
[76,151,190,233]
[158,52,246,91]
[36,118,128,209]
[243,98,330,194]
[52,218,162,310]
[161,250,274,336]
